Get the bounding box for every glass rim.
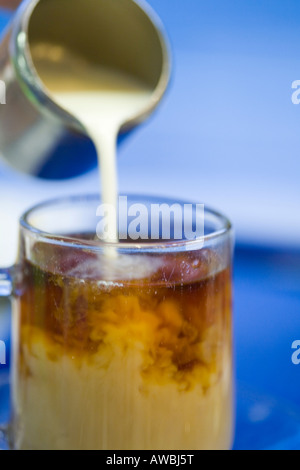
[20,194,233,252]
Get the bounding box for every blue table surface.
[1,244,300,450]
[232,245,300,450]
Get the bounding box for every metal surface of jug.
[0,0,170,179]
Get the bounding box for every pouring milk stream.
[31,44,153,244]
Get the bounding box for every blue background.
[1,0,300,450]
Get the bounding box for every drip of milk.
[32,45,152,243]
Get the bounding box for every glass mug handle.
[0,267,13,450]
[0,268,13,296]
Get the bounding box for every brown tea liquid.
[13,241,233,450]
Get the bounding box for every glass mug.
[0,195,234,450]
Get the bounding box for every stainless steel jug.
[0,0,170,179]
